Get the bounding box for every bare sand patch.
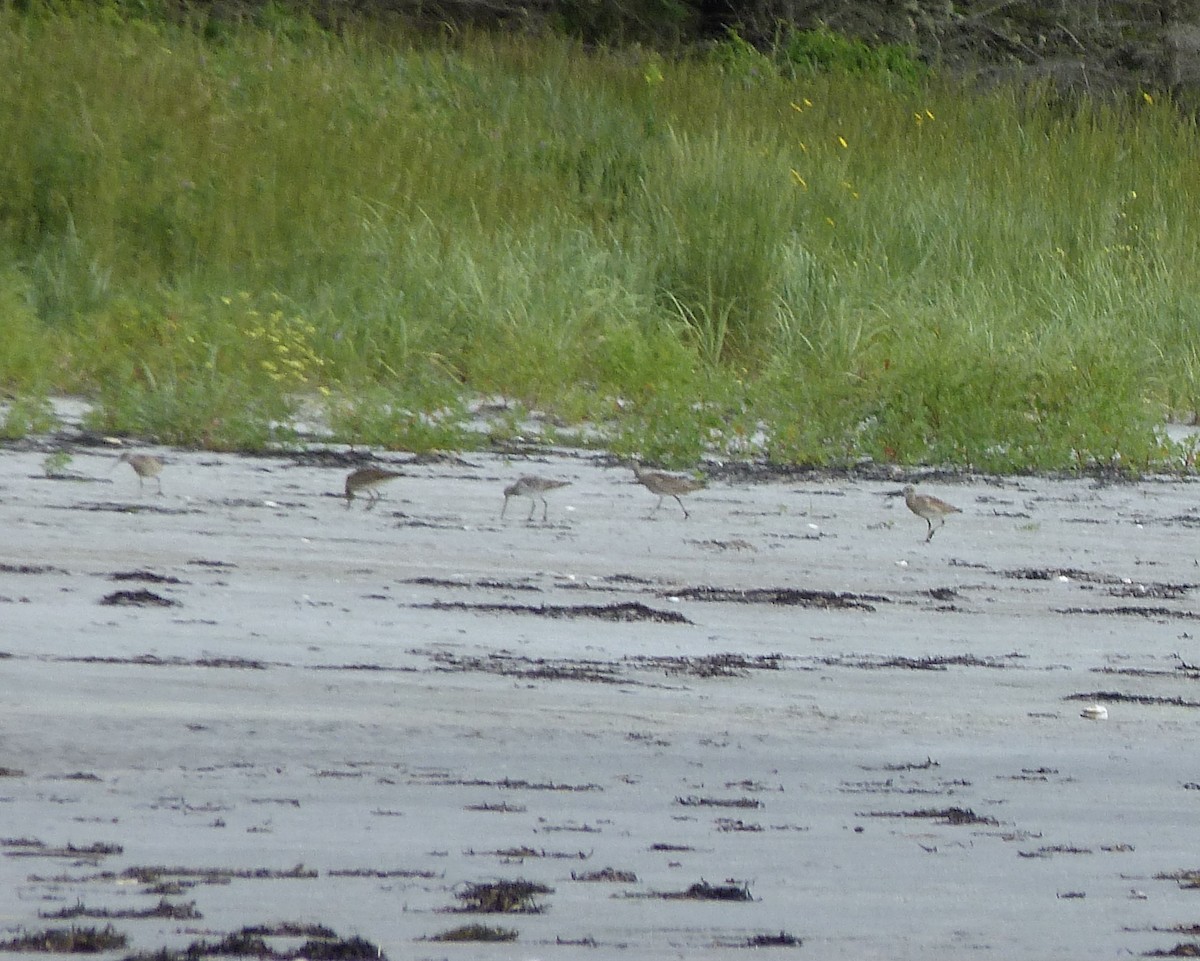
[2,440,1200,958]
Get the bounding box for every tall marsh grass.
[2,3,1199,467]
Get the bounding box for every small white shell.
[1080,704,1108,720]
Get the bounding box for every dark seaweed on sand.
[453,879,553,913]
[41,899,199,920]
[662,880,753,901]
[861,806,998,826]
[121,926,384,961]
[99,589,179,607]
[0,925,127,952]
[747,931,802,947]
[427,924,517,942]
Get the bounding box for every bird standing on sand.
[629,462,706,518]
[114,452,164,495]
[903,484,962,542]
[344,467,404,508]
[501,475,571,523]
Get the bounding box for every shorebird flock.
[335,459,708,523]
[110,449,964,541]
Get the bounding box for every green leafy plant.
[42,450,73,477]
[0,395,56,439]
[778,25,929,88]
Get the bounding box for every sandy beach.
[3,425,1200,959]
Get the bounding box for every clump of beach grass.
[1,4,1198,469]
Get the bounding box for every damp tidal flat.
[3,442,1200,959]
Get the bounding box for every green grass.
[2,4,1199,470]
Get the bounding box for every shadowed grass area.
[1,4,1199,469]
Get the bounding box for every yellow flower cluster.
[223,292,326,390]
[785,98,935,212]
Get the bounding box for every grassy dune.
[2,4,1199,469]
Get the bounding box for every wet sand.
[3,434,1200,958]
